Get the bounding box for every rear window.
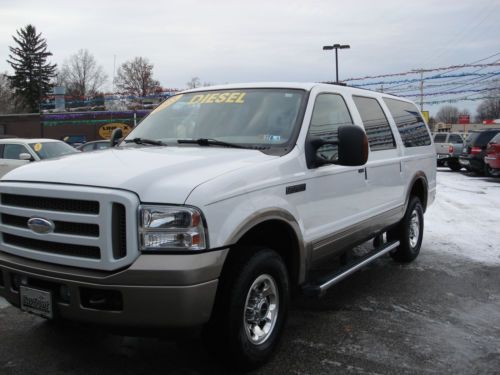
[383,98,431,147]
[448,134,463,143]
[467,131,500,147]
[434,134,447,143]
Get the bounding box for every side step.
[302,240,400,297]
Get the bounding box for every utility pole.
[323,43,350,83]
[412,68,430,112]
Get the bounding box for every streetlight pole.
[323,43,350,83]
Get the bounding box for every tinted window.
[383,98,431,147]
[448,134,463,143]
[82,144,95,152]
[3,144,30,159]
[434,134,447,143]
[475,131,500,146]
[353,96,395,151]
[308,93,353,160]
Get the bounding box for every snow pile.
[424,169,500,265]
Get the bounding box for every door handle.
[357,168,365,173]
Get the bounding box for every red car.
[484,133,500,176]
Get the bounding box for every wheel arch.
[225,210,306,286]
[407,172,429,212]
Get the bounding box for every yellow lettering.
[189,94,204,104]
[226,92,240,103]
[216,93,229,103]
[235,93,246,103]
[205,93,218,103]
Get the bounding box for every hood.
[1,146,278,203]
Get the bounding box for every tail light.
[448,145,454,153]
[471,146,482,155]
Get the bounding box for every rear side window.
[434,134,447,143]
[352,96,395,151]
[383,98,431,147]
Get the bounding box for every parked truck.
[0,83,436,369]
[433,132,464,171]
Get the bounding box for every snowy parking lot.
[1,169,499,374]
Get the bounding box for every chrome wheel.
[243,274,279,345]
[409,210,420,248]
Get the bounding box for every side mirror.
[110,128,123,147]
[337,125,369,166]
[19,153,34,161]
[305,125,368,168]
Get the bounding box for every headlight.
[139,205,207,251]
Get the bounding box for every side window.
[434,134,447,143]
[449,134,463,143]
[308,93,353,160]
[3,144,29,159]
[352,96,396,151]
[82,144,94,152]
[383,98,432,147]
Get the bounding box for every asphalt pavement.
[1,170,499,374]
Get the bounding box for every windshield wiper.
[124,138,165,146]
[177,138,249,149]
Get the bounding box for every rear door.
[351,95,404,217]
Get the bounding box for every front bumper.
[0,249,228,328]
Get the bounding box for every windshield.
[123,89,306,154]
[29,141,79,160]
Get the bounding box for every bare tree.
[58,49,107,98]
[186,77,201,89]
[436,105,460,124]
[0,72,17,114]
[114,57,160,97]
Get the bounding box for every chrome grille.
[0,182,140,271]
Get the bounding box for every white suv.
[0,138,78,177]
[0,83,435,369]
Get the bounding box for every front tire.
[203,247,289,369]
[388,196,424,263]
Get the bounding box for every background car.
[459,129,500,174]
[0,138,79,177]
[433,132,464,171]
[77,140,111,152]
[62,135,87,148]
[484,132,500,176]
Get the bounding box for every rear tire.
[203,247,289,370]
[388,196,424,263]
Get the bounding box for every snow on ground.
[424,168,500,265]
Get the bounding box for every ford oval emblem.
[27,218,55,234]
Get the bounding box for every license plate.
[20,286,53,319]
[437,154,448,159]
[460,159,470,166]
